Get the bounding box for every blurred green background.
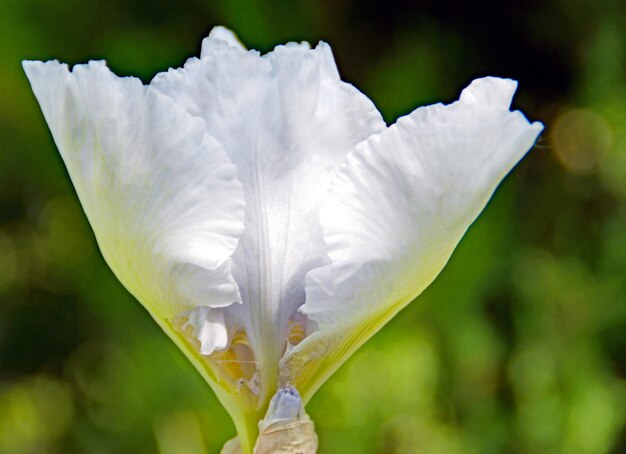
[1,0,625,452]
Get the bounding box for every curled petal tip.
[205,26,246,52]
[460,76,518,109]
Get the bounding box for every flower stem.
[232,410,262,454]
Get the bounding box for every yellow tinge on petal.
[286,77,543,403]
[24,25,543,454]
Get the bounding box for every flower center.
[173,308,311,403]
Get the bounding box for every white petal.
[202,26,246,54]
[23,60,245,323]
[184,306,229,354]
[281,77,543,400]
[152,33,385,397]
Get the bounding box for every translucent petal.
[152,30,385,397]
[282,77,544,400]
[23,60,245,323]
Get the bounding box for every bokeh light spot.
[551,108,613,175]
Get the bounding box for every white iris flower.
[24,26,542,453]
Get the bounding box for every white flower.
[23,26,543,452]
